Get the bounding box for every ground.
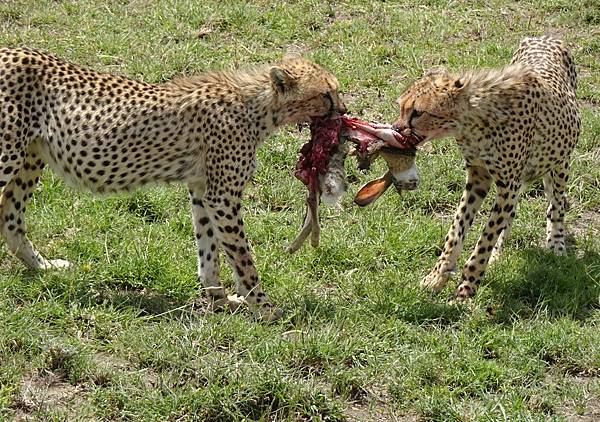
[0,0,599,420]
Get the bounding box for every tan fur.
[393,36,580,299]
[0,48,346,320]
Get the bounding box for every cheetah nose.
[337,102,347,115]
[392,122,404,132]
[392,123,412,137]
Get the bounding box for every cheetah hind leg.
[0,153,74,271]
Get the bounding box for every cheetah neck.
[172,68,281,142]
[457,64,532,133]
[224,70,281,139]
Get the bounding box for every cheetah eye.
[320,91,334,104]
[410,109,423,120]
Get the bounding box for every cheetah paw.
[211,295,246,313]
[547,242,566,256]
[44,259,73,270]
[452,282,476,301]
[420,267,455,292]
[253,304,283,322]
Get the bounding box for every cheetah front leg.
[209,198,283,322]
[543,162,569,255]
[422,166,492,292]
[189,188,243,313]
[189,185,282,321]
[489,185,527,264]
[488,222,512,265]
[0,150,71,270]
[454,180,521,299]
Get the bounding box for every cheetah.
[392,36,580,299]
[0,48,346,320]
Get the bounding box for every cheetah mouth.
[393,179,419,191]
[409,132,427,146]
[311,110,343,121]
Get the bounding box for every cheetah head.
[392,68,467,143]
[270,58,346,125]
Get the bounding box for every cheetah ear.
[270,67,295,94]
[453,77,467,90]
[424,66,448,78]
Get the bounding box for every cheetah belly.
[521,132,564,182]
[32,137,206,194]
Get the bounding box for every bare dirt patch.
[569,207,600,240]
[344,383,420,422]
[556,376,600,421]
[13,372,84,421]
[91,350,159,389]
[345,403,419,422]
[92,351,131,371]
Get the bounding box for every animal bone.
[287,142,348,253]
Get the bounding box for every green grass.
[1,0,599,420]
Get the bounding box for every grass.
[1,0,599,420]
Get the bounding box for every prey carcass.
[287,116,423,253]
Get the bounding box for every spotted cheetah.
[393,36,580,299]
[0,47,346,320]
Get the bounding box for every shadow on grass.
[391,298,468,326]
[11,244,599,326]
[382,244,600,326]
[490,247,600,322]
[285,289,468,328]
[13,268,203,320]
[88,288,196,318]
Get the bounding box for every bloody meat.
[287,116,422,253]
[294,116,421,190]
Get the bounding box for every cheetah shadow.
[11,245,598,326]
[79,287,260,321]
[15,267,203,320]
[488,246,600,322]
[359,245,600,326]
[283,287,469,327]
[79,245,600,324]
[88,288,197,318]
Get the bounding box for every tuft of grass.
[0,0,599,420]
